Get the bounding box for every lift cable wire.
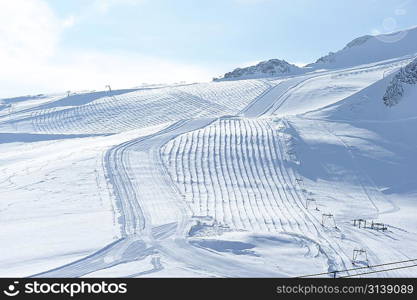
[340,263,417,278]
[298,258,417,278]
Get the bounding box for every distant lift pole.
[352,249,369,266]
[306,198,319,211]
[322,213,337,229]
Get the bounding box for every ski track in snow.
[1,80,272,135]
[161,118,356,272]
[29,76,302,277]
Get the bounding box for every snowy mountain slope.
[214,27,417,82]
[306,26,417,69]
[305,57,417,121]
[0,80,272,134]
[2,28,417,278]
[268,54,417,277]
[296,55,417,201]
[0,125,167,276]
[281,116,417,275]
[231,58,409,119]
[160,118,352,271]
[30,79,330,277]
[270,57,413,117]
[157,57,417,277]
[216,59,305,81]
[0,78,291,277]
[159,113,417,277]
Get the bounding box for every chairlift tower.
[8,104,18,131]
[371,221,388,232]
[306,198,319,211]
[321,213,337,228]
[352,249,369,266]
[353,219,367,228]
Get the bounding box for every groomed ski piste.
[1,28,417,278]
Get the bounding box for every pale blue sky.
[1,0,416,97]
[46,0,417,65]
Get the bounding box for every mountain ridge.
[217,26,417,81]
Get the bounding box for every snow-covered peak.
[307,26,417,69]
[344,35,373,49]
[216,59,304,81]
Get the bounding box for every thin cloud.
[0,0,213,98]
[233,0,270,4]
[93,0,147,14]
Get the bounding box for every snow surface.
[1,31,417,278]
